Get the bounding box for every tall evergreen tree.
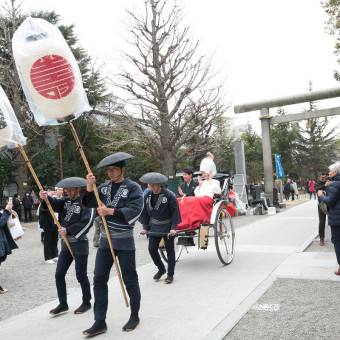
[241,124,263,183]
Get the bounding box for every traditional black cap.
[55,177,87,188]
[96,152,134,169]
[139,172,168,184]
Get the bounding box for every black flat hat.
[55,177,87,188]
[139,172,168,184]
[96,152,134,169]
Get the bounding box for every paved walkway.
[0,200,338,339]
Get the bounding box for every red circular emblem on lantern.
[30,55,75,99]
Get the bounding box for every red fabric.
[222,202,236,218]
[177,197,237,231]
[177,196,214,230]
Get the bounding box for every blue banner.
[275,154,284,178]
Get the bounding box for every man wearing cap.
[177,168,198,198]
[39,177,96,316]
[83,152,144,336]
[140,172,181,284]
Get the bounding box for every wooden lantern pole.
[17,143,74,259]
[67,121,129,307]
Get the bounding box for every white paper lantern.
[0,101,14,148]
[12,18,89,125]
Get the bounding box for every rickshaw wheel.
[159,240,183,263]
[214,207,235,265]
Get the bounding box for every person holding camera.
[317,162,340,275]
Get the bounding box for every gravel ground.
[224,279,340,340]
[0,200,308,322]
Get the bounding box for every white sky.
[12,0,340,131]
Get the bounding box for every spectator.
[283,181,291,200]
[0,202,18,294]
[304,179,310,194]
[38,197,59,264]
[315,171,329,246]
[290,179,297,201]
[309,179,316,200]
[12,194,22,222]
[317,162,340,275]
[22,191,34,223]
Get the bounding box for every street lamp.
[56,135,64,180]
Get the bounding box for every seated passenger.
[177,168,198,197]
[194,153,221,198]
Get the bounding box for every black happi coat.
[47,196,95,255]
[140,188,181,234]
[84,178,144,251]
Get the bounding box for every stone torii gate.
[234,87,340,205]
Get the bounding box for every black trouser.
[148,235,175,276]
[318,205,326,239]
[309,191,316,199]
[13,208,22,222]
[55,250,91,304]
[330,226,340,265]
[43,228,58,260]
[93,248,140,321]
[290,190,295,200]
[24,207,32,222]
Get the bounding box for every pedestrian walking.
[83,152,144,336]
[317,162,340,276]
[140,172,181,284]
[39,177,95,316]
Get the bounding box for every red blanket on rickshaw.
[176,196,236,231]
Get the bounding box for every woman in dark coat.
[283,181,291,200]
[12,193,22,222]
[0,202,18,293]
[317,161,340,276]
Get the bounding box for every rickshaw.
[159,172,236,266]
